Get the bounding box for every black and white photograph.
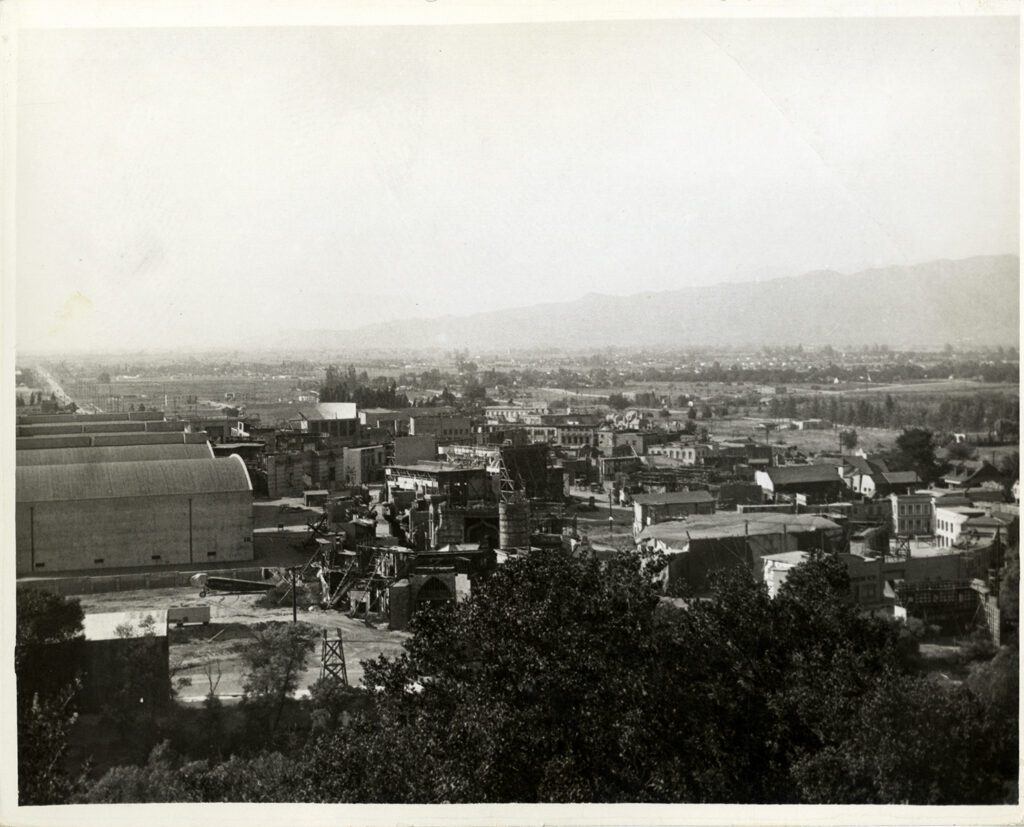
[2,0,1020,823]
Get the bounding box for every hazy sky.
[12,9,1020,352]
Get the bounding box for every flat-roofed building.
[384,461,491,506]
[889,492,934,537]
[289,403,360,439]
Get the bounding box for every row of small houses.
[632,456,1017,543]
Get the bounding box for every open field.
[710,416,902,455]
[77,587,410,698]
[49,370,321,417]
[825,380,1019,397]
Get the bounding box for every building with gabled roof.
[943,461,1005,490]
[632,490,716,537]
[755,463,845,504]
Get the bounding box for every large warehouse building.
[16,453,254,575]
[16,442,215,466]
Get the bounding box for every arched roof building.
[16,442,214,467]
[16,456,253,574]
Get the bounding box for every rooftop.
[633,490,715,506]
[388,461,484,475]
[17,456,252,502]
[761,551,810,565]
[765,464,840,486]
[294,402,359,421]
[637,512,839,545]
[879,471,921,485]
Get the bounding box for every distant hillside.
[267,255,1020,352]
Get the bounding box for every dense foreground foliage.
[22,549,1018,804]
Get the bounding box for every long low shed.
[18,411,167,425]
[16,442,214,466]
[17,431,209,450]
[16,456,254,574]
[17,420,187,437]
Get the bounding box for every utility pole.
[608,490,614,540]
[287,567,298,623]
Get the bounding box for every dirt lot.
[710,416,902,455]
[77,587,410,699]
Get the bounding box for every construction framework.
[319,628,348,685]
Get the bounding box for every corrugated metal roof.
[16,443,214,467]
[18,421,148,436]
[18,411,166,425]
[633,490,715,506]
[16,435,94,450]
[17,456,251,503]
[766,464,841,486]
[92,432,206,447]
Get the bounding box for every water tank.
[499,500,531,550]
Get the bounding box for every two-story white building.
[889,492,934,536]
[934,505,987,548]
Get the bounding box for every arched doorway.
[416,576,453,608]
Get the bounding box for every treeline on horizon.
[766,392,1019,436]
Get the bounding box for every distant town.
[13,342,1020,805]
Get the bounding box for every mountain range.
[261,255,1020,352]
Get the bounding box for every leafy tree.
[100,614,170,762]
[240,622,316,738]
[296,550,1011,805]
[792,676,1009,804]
[607,392,629,411]
[306,678,371,735]
[462,378,487,402]
[300,549,667,803]
[85,742,303,803]
[946,441,978,461]
[839,429,858,451]
[886,427,945,484]
[998,544,1019,635]
[999,450,1019,482]
[15,589,86,805]
[19,687,86,805]
[84,741,200,803]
